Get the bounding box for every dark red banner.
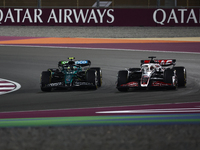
[0,8,199,26]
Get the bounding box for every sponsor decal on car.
[151,81,172,86]
[121,82,138,87]
[75,60,88,65]
[47,82,63,87]
[61,61,69,65]
[74,82,93,86]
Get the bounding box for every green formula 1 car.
[40,57,102,92]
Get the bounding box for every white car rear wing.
[141,59,176,66]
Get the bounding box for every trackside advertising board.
[0,8,199,26]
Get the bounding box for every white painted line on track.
[0,44,200,55]
[0,78,21,95]
[96,107,200,114]
[1,101,200,114]
[0,87,15,90]
[0,83,14,86]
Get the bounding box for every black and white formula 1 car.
[116,56,186,92]
[40,57,102,92]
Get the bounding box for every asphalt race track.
[0,44,200,112]
[0,27,200,150]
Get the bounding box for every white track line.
[0,44,200,55]
[0,78,21,95]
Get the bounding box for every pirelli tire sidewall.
[86,69,98,90]
[90,67,102,87]
[164,68,177,89]
[173,66,187,87]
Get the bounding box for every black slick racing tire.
[90,67,102,87]
[117,70,128,92]
[86,69,97,90]
[173,67,187,87]
[164,69,174,83]
[40,71,52,92]
[164,69,177,90]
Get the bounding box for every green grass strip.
[0,114,200,127]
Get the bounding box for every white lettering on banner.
[0,10,3,24]
[87,9,97,23]
[14,9,23,22]
[0,8,115,25]
[59,9,62,23]
[178,9,187,23]
[153,9,199,25]
[0,8,43,24]
[47,9,58,23]
[167,9,178,23]
[187,9,197,23]
[4,9,14,23]
[73,9,89,23]
[64,9,72,23]
[47,9,114,24]
[22,9,32,23]
[34,9,43,23]
[97,9,106,23]
[107,9,114,23]
[153,9,166,25]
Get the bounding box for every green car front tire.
[40,71,52,92]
